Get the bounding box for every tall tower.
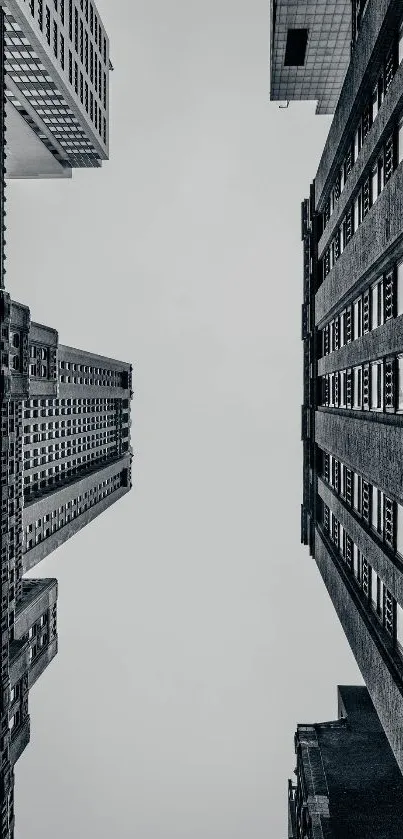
[271,0,403,776]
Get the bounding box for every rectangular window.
[339,370,346,408]
[353,366,362,409]
[371,280,383,329]
[46,5,51,44]
[397,602,403,655]
[370,567,378,611]
[398,355,403,411]
[372,485,378,531]
[354,298,362,340]
[397,261,403,316]
[397,503,403,557]
[370,361,383,411]
[353,544,361,583]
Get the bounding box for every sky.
[6,1,362,837]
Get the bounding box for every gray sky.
[7,1,361,836]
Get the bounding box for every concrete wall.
[318,315,403,375]
[318,476,403,605]
[316,409,403,500]
[315,0,402,208]
[315,528,403,775]
[316,162,403,325]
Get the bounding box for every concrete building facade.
[0,0,110,177]
[288,686,403,839]
[299,0,403,776]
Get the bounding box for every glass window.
[398,355,403,411]
[372,485,378,530]
[353,366,362,408]
[353,544,360,581]
[397,262,403,316]
[371,567,378,610]
[399,118,403,165]
[371,165,378,204]
[397,602,403,654]
[354,298,362,340]
[370,362,383,410]
[397,503,403,557]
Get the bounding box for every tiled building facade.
[301,0,403,775]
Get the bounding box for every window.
[370,361,383,411]
[354,297,362,340]
[353,544,361,583]
[353,366,362,409]
[398,355,403,411]
[371,280,383,329]
[397,602,403,655]
[397,503,403,557]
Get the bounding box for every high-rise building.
[270,0,403,779]
[0,4,131,832]
[279,0,403,777]
[0,284,133,835]
[288,686,403,839]
[1,0,111,178]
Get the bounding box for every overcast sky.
[6,1,362,837]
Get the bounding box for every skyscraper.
[1,0,110,178]
[288,686,403,839]
[0,285,133,835]
[270,0,403,777]
[0,3,132,833]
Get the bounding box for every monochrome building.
[284,0,403,777]
[0,288,133,836]
[0,0,110,177]
[288,686,403,839]
[270,0,354,114]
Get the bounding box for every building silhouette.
[270,0,403,782]
[2,0,111,178]
[288,686,403,839]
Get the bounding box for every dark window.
[284,28,309,66]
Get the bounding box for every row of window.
[322,502,403,653]
[4,35,101,161]
[24,430,117,470]
[320,354,403,413]
[23,446,118,499]
[24,472,122,549]
[320,448,403,557]
[59,360,123,384]
[321,261,403,356]
[321,26,403,232]
[321,123,402,283]
[23,396,119,415]
[26,0,107,64]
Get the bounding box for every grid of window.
[27,609,49,662]
[4,0,108,165]
[320,127,400,283]
[322,502,397,644]
[21,396,125,499]
[58,360,123,386]
[321,262,401,357]
[23,471,122,551]
[320,449,397,554]
[321,28,402,235]
[320,351,403,415]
